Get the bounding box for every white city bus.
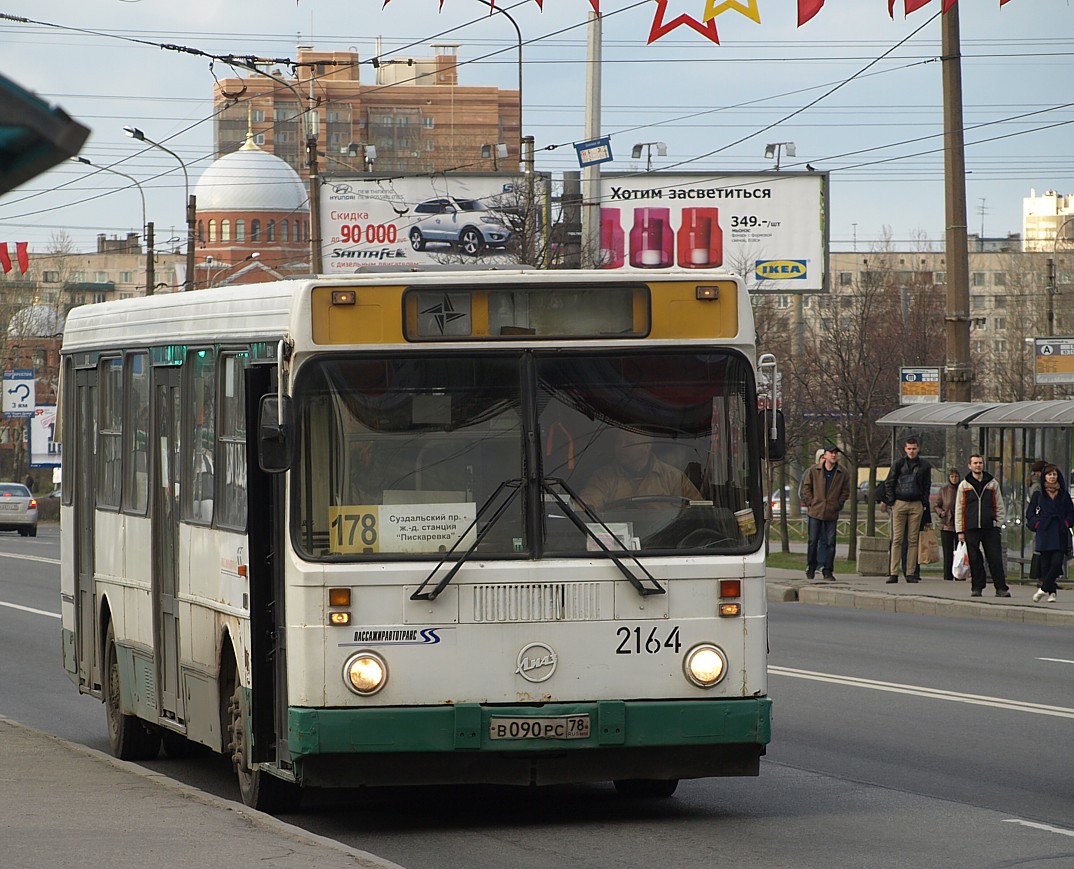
[59,268,781,810]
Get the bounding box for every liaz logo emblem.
[755,260,807,280]
[515,642,557,683]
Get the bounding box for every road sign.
[900,367,941,404]
[1033,337,1074,384]
[574,137,613,168]
[2,368,35,418]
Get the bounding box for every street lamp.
[124,125,196,292]
[71,156,156,296]
[764,141,796,171]
[471,0,523,162]
[631,141,667,172]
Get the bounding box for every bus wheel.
[226,681,300,813]
[103,623,161,760]
[613,779,679,798]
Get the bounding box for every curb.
[0,716,404,869]
[767,582,1074,627]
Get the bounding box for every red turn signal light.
[719,579,741,598]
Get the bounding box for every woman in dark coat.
[1025,464,1074,603]
[933,467,962,580]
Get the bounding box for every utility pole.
[942,6,973,401]
[145,222,155,296]
[308,134,322,273]
[581,12,601,269]
[522,135,536,266]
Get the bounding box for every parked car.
[769,485,806,516]
[408,197,512,256]
[0,482,38,536]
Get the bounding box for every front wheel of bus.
[613,779,679,799]
[104,623,161,760]
[227,682,300,813]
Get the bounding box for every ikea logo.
[755,260,807,280]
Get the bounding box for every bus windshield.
[294,349,762,560]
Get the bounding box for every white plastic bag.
[953,540,971,580]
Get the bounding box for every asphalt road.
[2,529,1072,868]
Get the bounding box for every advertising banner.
[598,171,828,292]
[29,403,60,468]
[321,175,525,272]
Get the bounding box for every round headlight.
[683,644,727,688]
[344,652,388,695]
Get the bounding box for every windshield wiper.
[542,477,666,597]
[410,479,523,602]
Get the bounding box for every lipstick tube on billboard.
[677,207,723,268]
[629,207,673,268]
[599,208,625,268]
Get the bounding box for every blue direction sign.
[575,137,613,168]
[3,368,35,418]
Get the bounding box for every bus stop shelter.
[878,400,1074,580]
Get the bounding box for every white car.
[408,197,512,256]
[0,483,38,536]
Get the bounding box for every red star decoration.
[647,0,720,44]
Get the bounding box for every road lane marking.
[1003,819,1074,838]
[0,600,60,619]
[769,665,1074,719]
[0,551,60,565]
[1037,657,1074,665]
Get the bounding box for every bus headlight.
[683,644,727,688]
[343,652,388,695]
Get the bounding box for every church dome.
[7,304,64,338]
[194,137,309,213]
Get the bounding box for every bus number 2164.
[614,625,681,654]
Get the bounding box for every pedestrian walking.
[801,444,851,580]
[1027,460,1045,582]
[1025,463,1074,604]
[933,467,962,581]
[23,472,34,493]
[882,436,932,584]
[954,454,1011,598]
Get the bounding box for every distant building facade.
[1023,189,1074,252]
[212,45,520,181]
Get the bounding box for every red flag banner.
[798,0,825,26]
[0,243,10,274]
[15,242,28,274]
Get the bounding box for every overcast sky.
[1,0,1071,254]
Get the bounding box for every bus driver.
[580,429,701,510]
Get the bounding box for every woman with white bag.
[934,467,962,580]
[1025,464,1074,603]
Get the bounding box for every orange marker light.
[332,289,356,305]
[329,588,351,607]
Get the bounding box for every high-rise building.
[1023,189,1074,252]
[212,45,521,181]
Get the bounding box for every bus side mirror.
[258,395,293,473]
[761,409,786,462]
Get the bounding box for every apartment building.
[212,45,520,180]
[1023,189,1074,253]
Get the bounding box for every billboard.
[29,403,60,468]
[597,171,828,292]
[320,174,527,272]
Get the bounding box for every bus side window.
[185,348,216,524]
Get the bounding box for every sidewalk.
[767,547,1074,626]
[0,716,402,869]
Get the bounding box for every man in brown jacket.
[801,445,851,580]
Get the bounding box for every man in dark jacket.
[955,454,1011,597]
[801,444,851,580]
[882,436,931,583]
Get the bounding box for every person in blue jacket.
[1025,463,1074,603]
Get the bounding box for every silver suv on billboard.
[408,197,512,256]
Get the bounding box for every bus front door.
[73,368,99,693]
[152,366,184,723]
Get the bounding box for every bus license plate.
[489,715,590,740]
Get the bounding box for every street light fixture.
[124,125,196,292]
[72,156,155,296]
[631,142,667,172]
[764,141,796,171]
